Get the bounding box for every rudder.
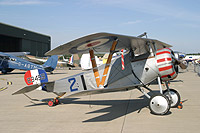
[43,55,58,72]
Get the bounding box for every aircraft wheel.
[48,100,55,107]
[2,70,7,74]
[149,94,170,115]
[163,89,180,108]
[54,99,60,105]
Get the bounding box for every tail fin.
[24,69,48,91]
[42,55,58,72]
[68,55,74,65]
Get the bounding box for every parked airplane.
[13,32,187,115]
[26,55,69,64]
[80,53,102,70]
[184,55,200,63]
[0,52,58,74]
[59,55,75,69]
[174,51,186,60]
[80,53,121,70]
[26,54,75,69]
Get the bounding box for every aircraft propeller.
[171,53,187,69]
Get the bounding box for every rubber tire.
[48,100,55,107]
[54,99,60,105]
[2,69,7,74]
[149,94,170,115]
[163,89,181,108]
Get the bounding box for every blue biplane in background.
[0,52,58,74]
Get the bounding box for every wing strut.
[89,38,118,88]
[99,38,118,88]
[89,49,101,87]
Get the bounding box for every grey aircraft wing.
[45,32,171,56]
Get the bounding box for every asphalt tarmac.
[0,66,199,133]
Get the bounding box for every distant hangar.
[0,22,50,57]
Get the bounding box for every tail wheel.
[163,89,180,108]
[149,94,170,115]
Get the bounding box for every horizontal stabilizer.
[12,84,41,95]
[12,81,55,95]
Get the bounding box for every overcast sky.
[0,0,200,53]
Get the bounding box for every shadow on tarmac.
[24,89,182,122]
[25,96,152,122]
[74,98,149,122]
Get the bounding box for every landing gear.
[163,89,180,108]
[48,92,66,107]
[149,94,170,115]
[48,98,60,107]
[2,69,7,74]
[138,77,182,115]
[48,100,54,107]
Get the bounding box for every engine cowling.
[156,48,178,81]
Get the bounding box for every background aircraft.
[25,54,75,69]
[80,53,102,70]
[184,55,200,63]
[13,32,186,115]
[80,53,121,70]
[66,54,75,69]
[174,51,186,60]
[0,52,58,74]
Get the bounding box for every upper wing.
[4,52,30,56]
[0,52,8,57]
[0,52,30,57]
[45,32,171,56]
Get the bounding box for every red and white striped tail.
[156,48,177,81]
[69,55,74,65]
[121,49,125,70]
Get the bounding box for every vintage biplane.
[13,32,187,115]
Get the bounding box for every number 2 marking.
[68,78,78,92]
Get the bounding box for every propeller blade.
[172,55,187,69]
[178,60,187,69]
